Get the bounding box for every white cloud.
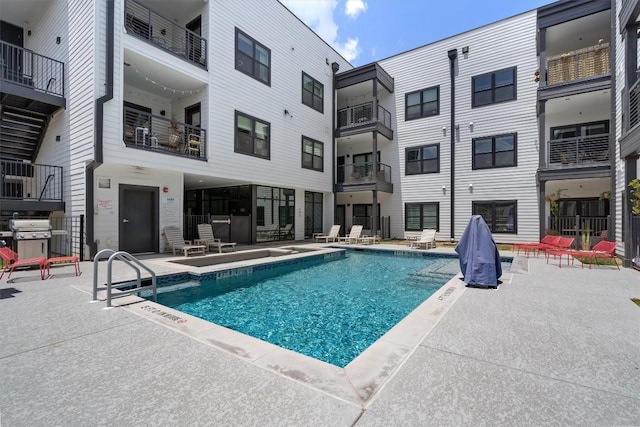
[344,0,367,19]
[280,0,363,62]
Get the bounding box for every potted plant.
[580,221,591,250]
[629,179,640,215]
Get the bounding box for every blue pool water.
[152,251,459,367]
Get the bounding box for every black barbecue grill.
[9,219,52,259]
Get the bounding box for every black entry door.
[119,184,159,254]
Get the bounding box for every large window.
[301,136,323,171]
[472,133,516,169]
[302,72,324,113]
[256,186,295,242]
[235,111,270,159]
[405,86,439,120]
[235,28,270,85]
[406,144,439,175]
[405,203,439,231]
[472,67,516,107]
[353,204,380,230]
[472,201,517,234]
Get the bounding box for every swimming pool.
[147,251,460,367]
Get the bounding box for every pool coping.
[84,244,511,408]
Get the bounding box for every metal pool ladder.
[92,249,157,308]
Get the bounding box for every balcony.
[336,103,393,140]
[546,134,609,169]
[124,107,206,160]
[0,159,64,212]
[545,42,610,86]
[336,162,393,193]
[125,0,207,68]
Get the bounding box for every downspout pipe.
[448,48,457,242]
[331,62,340,226]
[86,0,114,259]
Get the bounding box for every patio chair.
[163,226,206,256]
[544,237,576,267]
[512,234,558,256]
[314,225,341,243]
[0,247,46,280]
[197,223,237,253]
[410,229,436,249]
[570,240,619,270]
[339,225,363,244]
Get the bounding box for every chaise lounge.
[197,223,237,253]
[163,226,206,256]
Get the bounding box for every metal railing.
[337,103,392,130]
[124,107,206,159]
[0,159,63,201]
[92,249,157,308]
[337,162,392,185]
[546,42,610,85]
[628,78,640,130]
[546,134,609,167]
[125,0,207,68]
[0,40,65,97]
[547,215,610,247]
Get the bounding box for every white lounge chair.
[197,223,237,253]
[339,225,363,244]
[314,225,341,243]
[357,233,380,245]
[163,226,206,256]
[410,229,436,249]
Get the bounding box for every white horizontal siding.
[380,11,539,242]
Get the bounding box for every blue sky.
[280,0,554,66]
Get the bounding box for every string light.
[131,67,201,95]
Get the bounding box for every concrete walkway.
[0,248,639,426]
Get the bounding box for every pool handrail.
[92,249,157,307]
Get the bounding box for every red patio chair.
[570,240,620,270]
[512,235,557,256]
[0,247,46,280]
[545,237,576,267]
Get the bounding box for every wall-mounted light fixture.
[56,36,61,44]
[56,135,61,142]
[469,122,474,131]
[462,46,469,54]
[160,110,166,116]
[160,28,166,35]
[469,183,473,192]
[27,30,32,37]
[442,185,446,194]
[442,126,447,136]
[284,109,292,117]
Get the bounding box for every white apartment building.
[1,0,637,267]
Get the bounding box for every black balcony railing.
[125,0,207,68]
[337,103,392,130]
[546,134,609,167]
[337,162,392,185]
[0,41,65,97]
[546,42,610,85]
[124,107,206,160]
[547,215,610,248]
[629,78,640,130]
[0,159,63,201]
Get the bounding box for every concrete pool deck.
[1,244,639,425]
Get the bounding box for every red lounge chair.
[571,240,620,270]
[0,247,46,280]
[545,237,576,267]
[512,235,560,256]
